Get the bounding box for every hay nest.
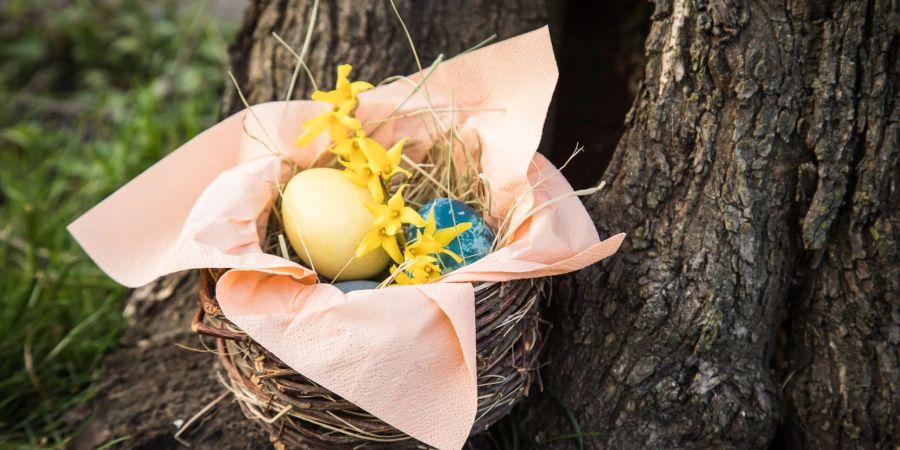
[192,268,547,449]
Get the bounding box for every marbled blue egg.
[333,280,380,293]
[406,198,495,272]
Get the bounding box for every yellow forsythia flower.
[405,208,472,264]
[331,130,369,161]
[295,101,361,146]
[356,228,403,264]
[341,157,385,203]
[356,186,423,263]
[392,255,442,285]
[311,64,373,110]
[340,137,410,202]
[362,137,411,180]
[364,185,425,235]
[295,64,372,147]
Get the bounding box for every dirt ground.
[62,271,507,449]
[62,3,267,446]
[64,271,269,449]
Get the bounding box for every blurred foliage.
[0,0,233,447]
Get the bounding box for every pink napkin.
[68,27,624,449]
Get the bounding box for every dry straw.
[185,1,612,447]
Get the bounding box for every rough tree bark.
[68,0,899,449]
[221,0,564,116]
[524,0,899,449]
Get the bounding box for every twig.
[173,391,229,447]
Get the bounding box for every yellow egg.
[281,168,389,280]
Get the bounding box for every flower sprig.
[406,208,471,263]
[312,64,373,109]
[341,136,410,202]
[294,101,360,146]
[356,186,424,263]
[295,64,371,146]
[296,64,410,202]
[295,64,469,285]
[392,208,471,285]
[393,255,442,285]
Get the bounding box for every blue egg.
[406,198,495,273]
[333,280,380,293]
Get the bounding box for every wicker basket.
[192,268,547,449]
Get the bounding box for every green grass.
[0,0,233,447]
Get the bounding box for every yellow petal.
[294,113,330,147]
[404,241,424,257]
[393,270,413,285]
[439,247,463,263]
[336,64,352,92]
[295,131,316,147]
[334,112,361,130]
[302,111,332,129]
[341,163,370,187]
[329,122,352,144]
[336,99,357,115]
[312,90,349,105]
[366,206,392,230]
[406,238,440,257]
[400,207,425,227]
[346,148,366,163]
[294,128,322,147]
[367,176,384,203]
[359,137,388,167]
[411,261,441,283]
[382,235,403,263]
[387,138,407,166]
[350,80,374,95]
[373,213,397,233]
[383,220,401,237]
[406,254,433,271]
[410,270,426,284]
[424,208,436,235]
[404,233,426,258]
[356,229,384,257]
[425,262,442,279]
[434,222,472,246]
[339,159,367,171]
[332,139,356,157]
[387,185,406,209]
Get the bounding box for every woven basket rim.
[193,268,547,449]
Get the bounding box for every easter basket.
[192,268,546,449]
[68,28,626,450]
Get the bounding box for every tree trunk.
[221,0,564,116]
[68,0,899,449]
[524,0,899,449]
